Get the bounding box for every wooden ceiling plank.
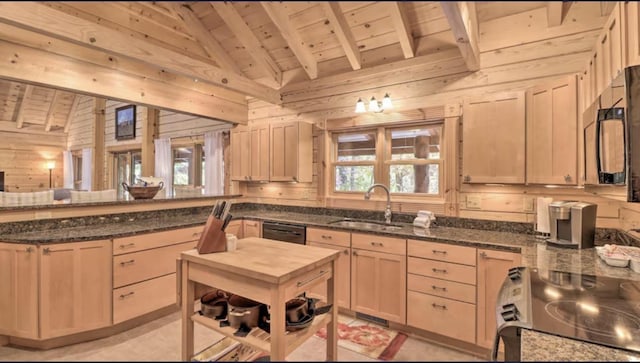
[322,2,362,71]
[171,2,243,75]
[64,94,79,133]
[440,1,480,71]
[388,2,415,59]
[0,2,280,104]
[547,1,564,27]
[211,2,282,86]
[15,84,33,129]
[261,2,318,80]
[44,90,61,132]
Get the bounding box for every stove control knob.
[501,310,519,322]
[508,267,522,281]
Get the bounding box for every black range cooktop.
[529,269,640,353]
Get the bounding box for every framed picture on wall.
[115,104,136,140]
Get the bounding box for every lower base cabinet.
[0,242,38,339]
[40,239,112,339]
[113,273,177,324]
[306,241,351,309]
[407,290,476,344]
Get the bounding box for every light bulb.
[355,98,366,113]
[369,97,380,112]
[382,93,393,109]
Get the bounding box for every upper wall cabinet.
[462,92,526,184]
[270,121,313,183]
[526,75,578,185]
[230,123,270,182]
[624,1,640,67]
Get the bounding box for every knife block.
[197,216,227,254]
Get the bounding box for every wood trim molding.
[261,2,318,80]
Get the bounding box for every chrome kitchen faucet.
[364,183,392,224]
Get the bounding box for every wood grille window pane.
[390,126,441,161]
[337,133,376,161]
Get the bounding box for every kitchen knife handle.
[221,214,232,231]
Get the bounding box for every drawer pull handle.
[119,292,135,299]
[321,235,332,239]
[432,249,447,255]
[119,243,135,249]
[479,251,512,261]
[432,268,447,274]
[297,270,328,288]
[431,285,448,292]
[192,232,202,237]
[370,242,384,247]
[120,259,135,266]
[432,303,447,310]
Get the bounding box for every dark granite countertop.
[2,207,640,281]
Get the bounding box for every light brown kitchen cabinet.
[270,121,313,183]
[476,248,521,349]
[243,219,262,238]
[0,242,38,339]
[250,124,270,182]
[225,219,243,239]
[406,239,477,344]
[306,228,351,309]
[230,125,250,182]
[526,75,578,185]
[462,92,526,184]
[625,1,640,67]
[112,226,200,324]
[599,3,623,84]
[40,239,112,339]
[350,233,406,324]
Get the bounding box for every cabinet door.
[307,241,351,309]
[462,92,525,184]
[270,121,313,182]
[225,220,243,239]
[625,1,640,67]
[526,75,577,185]
[250,125,270,181]
[476,249,521,349]
[230,126,250,181]
[351,248,406,324]
[0,243,38,338]
[40,240,112,339]
[243,220,262,238]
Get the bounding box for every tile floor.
[0,312,484,361]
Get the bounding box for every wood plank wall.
[243,2,623,228]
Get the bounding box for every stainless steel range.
[492,267,640,361]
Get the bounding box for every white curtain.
[204,130,225,195]
[62,150,74,189]
[154,137,172,198]
[81,148,92,191]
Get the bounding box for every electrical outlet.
[466,195,481,209]
[523,198,535,212]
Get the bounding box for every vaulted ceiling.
[0,1,616,129]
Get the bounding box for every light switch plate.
[523,198,535,212]
[466,195,481,209]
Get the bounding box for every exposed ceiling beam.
[441,1,480,71]
[388,2,415,59]
[261,2,318,80]
[15,84,33,129]
[211,2,282,87]
[0,1,280,104]
[64,95,80,133]
[322,2,362,71]
[547,2,564,27]
[171,2,243,75]
[44,90,61,132]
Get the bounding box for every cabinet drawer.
[113,273,176,324]
[113,226,203,255]
[408,274,476,304]
[407,290,476,344]
[408,240,476,266]
[306,228,350,247]
[352,233,406,255]
[408,257,476,285]
[114,240,196,288]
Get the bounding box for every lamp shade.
[46,160,56,170]
[355,98,366,113]
[369,97,380,112]
[382,93,393,109]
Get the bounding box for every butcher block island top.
[179,237,340,361]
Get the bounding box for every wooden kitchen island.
[179,237,340,361]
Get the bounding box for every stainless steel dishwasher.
[261,221,306,244]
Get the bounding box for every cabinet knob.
[43,247,51,255]
[25,246,34,253]
[292,176,298,182]
[463,175,471,182]
[248,176,252,181]
[564,174,572,182]
[343,249,349,255]
[352,250,358,256]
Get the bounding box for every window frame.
[329,120,445,200]
[171,141,204,188]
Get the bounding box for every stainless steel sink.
[327,218,404,232]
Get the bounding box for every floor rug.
[316,319,408,361]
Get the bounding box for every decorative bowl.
[122,181,164,200]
